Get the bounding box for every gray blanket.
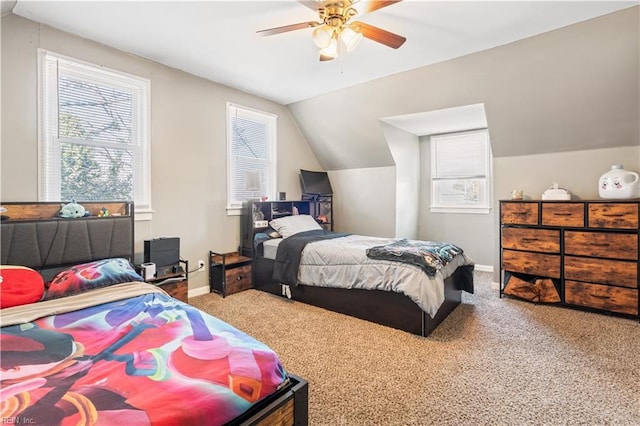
[273,230,350,285]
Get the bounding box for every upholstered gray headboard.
[1,202,134,281]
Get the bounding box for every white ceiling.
[8,0,638,105]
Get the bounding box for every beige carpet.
[190,272,640,425]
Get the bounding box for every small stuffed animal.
[59,199,88,218]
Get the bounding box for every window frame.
[37,49,152,220]
[429,129,493,214]
[226,102,277,215]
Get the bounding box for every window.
[38,50,151,219]
[226,103,277,213]
[430,129,492,213]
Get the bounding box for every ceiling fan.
[257,0,406,61]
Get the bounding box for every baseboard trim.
[474,264,493,273]
[189,286,210,298]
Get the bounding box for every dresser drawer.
[565,280,638,315]
[564,256,638,288]
[502,249,561,278]
[588,203,639,229]
[502,228,560,253]
[226,264,252,295]
[501,202,538,225]
[564,231,638,260]
[541,203,584,227]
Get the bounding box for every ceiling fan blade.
[351,21,406,49]
[320,54,335,61]
[257,21,318,37]
[359,0,402,14]
[297,0,322,12]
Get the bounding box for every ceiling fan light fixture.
[312,25,333,48]
[340,27,363,52]
[319,38,338,59]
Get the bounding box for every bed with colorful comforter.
[0,201,307,426]
[1,277,289,425]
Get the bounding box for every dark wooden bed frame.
[0,201,309,426]
[253,251,474,338]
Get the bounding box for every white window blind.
[38,50,151,216]
[227,103,277,211]
[430,130,492,213]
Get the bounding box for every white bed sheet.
[264,235,474,317]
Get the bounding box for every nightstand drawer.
[226,264,252,295]
[501,228,560,253]
[564,256,637,288]
[542,203,584,227]
[502,249,560,278]
[588,203,639,229]
[564,231,637,260]
[501,202,539,225]
[565,280,638,315]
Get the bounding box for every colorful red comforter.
[0,283,288,425]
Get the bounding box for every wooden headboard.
[1,201,134,281]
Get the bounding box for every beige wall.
[1,14,321,294]
[291,6,639,274]
[381,123,420,239]
[328,167,396,237]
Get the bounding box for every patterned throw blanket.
[366,239,464,277]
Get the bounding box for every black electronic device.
[300,169,333,195]
[144,237,180,278]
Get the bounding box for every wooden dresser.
[500,200,639,318]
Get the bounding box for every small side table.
[155,278,188,303]
[209,251,252,297]
[140,259,189,303]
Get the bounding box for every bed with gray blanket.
[254,223,475,337]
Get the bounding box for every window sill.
[430,206,491,214]
[227,207,242,216]
[135,209,154,221]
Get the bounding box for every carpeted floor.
[190,272,640,425]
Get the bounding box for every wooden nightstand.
[140,259,189,303]
[209,251,252,297]
[156,278,188,303]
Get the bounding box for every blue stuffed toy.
[59,199,89,218]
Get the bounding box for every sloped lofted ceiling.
[289,6,639,170]
[8,1,639,171]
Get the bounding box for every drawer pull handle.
[237,276,242,281]
[553,213,572,216]
[521,238,539,242]
[590,243,610,247]
[602,213,624,217]
[512,212,530,215]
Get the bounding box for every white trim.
[189,286,210,298]
[429,129,493,214]
[227,102,278,119]
[226,102,277,213]
[134,209,154,222]
[473,264,493,273]
[226,207,242,216]
[430,207,491,214]
[37,49,152,218]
